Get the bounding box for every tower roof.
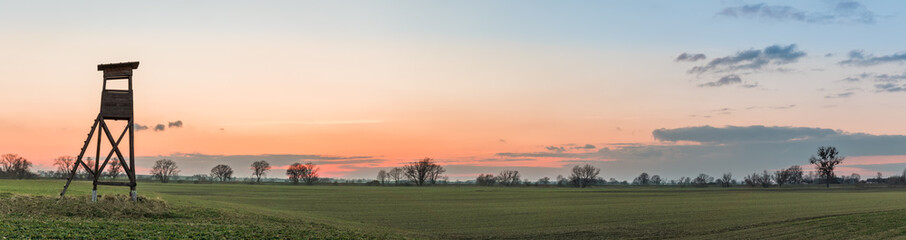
[97,62,140,71]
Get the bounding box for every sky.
[4,0,906,181]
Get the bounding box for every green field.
[2,180,906,239]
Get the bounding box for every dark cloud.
[675,53,706,62]
[688,44,806,75]
[698,74,742,87]
[651,125,839,143]
[495,125,906,180]
[153,124,165,132]
[718,1,878,24]
[545,146,566,153]
[573,144,597,150]
[499,139,507,143]
[839,50,906,66]
[168,120,183,128]
[134,124,149,131]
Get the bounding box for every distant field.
[2,180,906,239]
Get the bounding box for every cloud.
[698,74,742,87]
[499,139,507,143]
[688,44,806,75]
[825,92,855,98]
[675,53,706,62]
[841,72,906,92]
[546,146,566,153]
[168,120,183,128]
[874,83,906,92]
[153,124,165,132]
[718,1,878,24]
[573,144,597,150]
[134,124,149,131]
[495,125,906,180]
[651,125,839,143]
[839,50,906,66]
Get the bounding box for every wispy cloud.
[675,53,706,62]
[839,50,906,66]
[688,44,806,75]
[698,74,742,87]
[719,1,879,24]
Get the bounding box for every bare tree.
[0,153,33,179]
[300,162,320,185]
[692,173,713,186]
[633,172,650,185]
[719,173,733,187]
[569,164,600,188]
[251,160,271,183]
[758,170,772,188]
[403,158,443,186]
[476,174,497,186]
[209,164,233,182]
[377,170,388,185]
[650,175,662,185]
[773,169,791,187]
[388,167,403,184]
[497,170,521,186]
[809,146,845,188]
[428,164,447,185]
[107,158,122,180]
[849,173,861,184]
[538,177,551,185]
[150,159,179,183]
[53,156,75,179]
[286,163,304,184]
[786,165,804,184]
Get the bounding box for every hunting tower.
[61,62,140,201]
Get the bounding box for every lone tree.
[809,146,845,188]
[569,164,600,188]
[251,160,271,183]
[403,157,444,186]
[53,156,75,179]
[211,164,234,182]
[497,170,521,186]
[476,174,497,186]
[150,159,179,183]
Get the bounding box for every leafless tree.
[773,169,791,187]
[286,163,305,184]
[650,175,662,185]
[388,167,403,184]
[476,174,496,186]
[569,164,600,188]
[692,173,713,186]
[720,173,733,187]
[210,164,234,182]
[537,177,551,185]
[150,159,179,183]
[377,170,388,185]
[1,153,33,179]
[251,160,271,183]
[633,172,650,185]
[758,170,772,188]
[497,170,521,186]
[809,146,845,188]
[403,158,443,186]
[786,165,804,184]
[53,156,75,179]
[300,162,320,185]
[107,158,122,180]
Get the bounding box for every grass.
[2,180,906,239]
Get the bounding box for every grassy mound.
[0,192,171,218]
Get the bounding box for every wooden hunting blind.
[61,62,140,201]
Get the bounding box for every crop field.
[2,180,906,239]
